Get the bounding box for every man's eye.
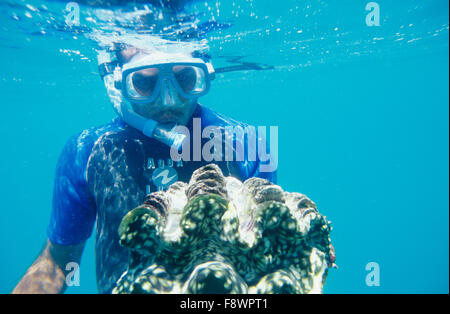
[173,66,197,93]
[132,72,158,96]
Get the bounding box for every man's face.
[119,48,198,125]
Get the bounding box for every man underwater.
[13,43,277,293]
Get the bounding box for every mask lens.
[173,65,207,95]
[126,67,159,98]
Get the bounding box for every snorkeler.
[12,44,277,294]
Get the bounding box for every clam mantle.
[113,164,335,294]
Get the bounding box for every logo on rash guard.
[145,158,182,193]
[152,167,178,190]
[153,167,178,186]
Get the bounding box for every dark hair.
[113,43,211,66]
[113,44,139,65]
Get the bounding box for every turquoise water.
[0,0,448,294]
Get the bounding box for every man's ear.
[116,47,140,65]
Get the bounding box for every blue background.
[0,0,448,293]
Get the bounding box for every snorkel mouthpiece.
[118,91,187,151]
[133,111,187,151]
[152,124,187,151]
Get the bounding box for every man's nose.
[160,79,177,106]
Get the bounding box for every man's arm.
[12,239,85,294]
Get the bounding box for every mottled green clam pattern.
[112,164,335,294]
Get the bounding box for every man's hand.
[12,239,85,294]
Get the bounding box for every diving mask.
[117,52,214,105]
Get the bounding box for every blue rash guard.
[47,104,277,293]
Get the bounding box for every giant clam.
[112,164,335,294]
